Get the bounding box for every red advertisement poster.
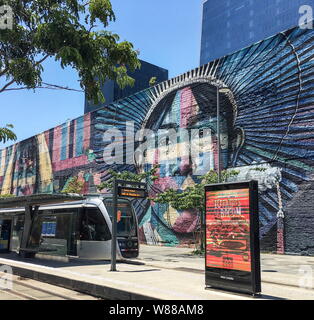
[206,188,251,272]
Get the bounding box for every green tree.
[0,194,15,198]
[151,170,239,214]
[149,76,157,87]
[0,124,17,143]
[0,0,140,104]
[96,165,159,192]
[61,176,84,194]
[96,166,239,252]
[150,169,239,252]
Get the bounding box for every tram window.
[52,208,79,240]
[104,200,136,237]
[80,208,111,241]
[28,208,80,256]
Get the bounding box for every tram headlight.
[118,239,138,249]
[118,240,126,248]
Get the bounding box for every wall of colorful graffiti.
[1,26,314,255]
[0,113,98,196]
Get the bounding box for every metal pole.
[110,178,118,271]
[217,86,221,183]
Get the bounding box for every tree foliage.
[96,165,159,192]
[150,169,240,215]
[96,167,239,251]
[61,176,84,194]
[0,124,17,143]
[0,0,140,104]
[150,169,239,252]
[96,167,239,252]
[0,193,15,198]
[149,76,157,86]
[97,166,239,215]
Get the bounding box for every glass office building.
[84,60,168,113]
[200,0,314,65]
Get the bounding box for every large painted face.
[138,83,235,191]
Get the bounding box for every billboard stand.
[204,180,261,296]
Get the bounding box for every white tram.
[0,194,139,261]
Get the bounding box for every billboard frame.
[204,180,261,296]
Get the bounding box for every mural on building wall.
[0,113,98,196]
[1,26,314,254]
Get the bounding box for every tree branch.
[35,54,50,66]
[42,82,83,92]
[0,54,51,93]
[2,82,83,93]
[0,79,16,93]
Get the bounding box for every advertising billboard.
[205,181,261,295]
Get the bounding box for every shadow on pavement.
[0,252,144,269]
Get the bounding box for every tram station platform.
[0,245,313,300]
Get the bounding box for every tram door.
[0,219,11,252]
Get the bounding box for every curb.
[6,263,156,300]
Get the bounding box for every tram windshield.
[104,199,137,238]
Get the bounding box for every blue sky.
[0,0,203,148]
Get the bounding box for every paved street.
[0,273,98,300]
[0,245,313,300]
[138,244,314,276]
[137,245,314,292]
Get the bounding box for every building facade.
[200,0,314,65]
[84,60,168,113]
[1,26,314,255]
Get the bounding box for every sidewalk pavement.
[0,245,313,300]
